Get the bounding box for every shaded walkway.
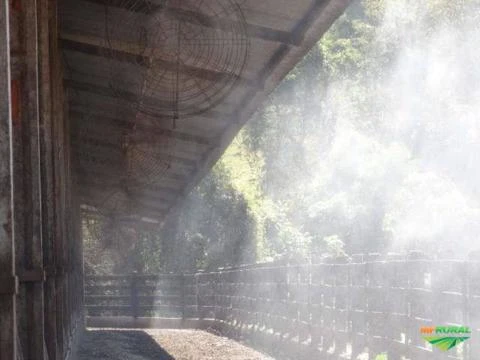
[78,329,274,360]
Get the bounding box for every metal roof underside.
[61,0,350,223]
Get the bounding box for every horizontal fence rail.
[85,273,185,318]
[86,255,480,360]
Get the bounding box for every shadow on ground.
[78,330,174,360]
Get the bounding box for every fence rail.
[84,273,184,318]
[85,255,480,360]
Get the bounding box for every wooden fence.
[85,273,185,318]
[86,255,480,360]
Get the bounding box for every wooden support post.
[212,272,218,322]
[0,2,16,358]
[468,260,480,359]
[461,262,469,360]
[364,253,379,358]
[21,1,46,358]
[195,273,200,319]
[131,272,139,318]
[71,189,84,333]
[47,0,66,354]
[37,0,59,357]
[307,263,313,353]
[180,273,186,321]
[8,0,47,358]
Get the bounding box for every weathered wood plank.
[85,295,181,301]
[38,0,59,357]
[85,274,183,281]
[78,178,182,198]
[0,1,16,359]
[48,0,67,354]
[64,78,229,119]
[60,34,255,87]
[20,1,46,358]
[78,0,300,45]
[86,305,183,311]
[72,139,200,168]
[68,97,229,137]
[71,110,213,146]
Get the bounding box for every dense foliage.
[84,0,480,274]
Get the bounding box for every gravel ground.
[78,329,275,360]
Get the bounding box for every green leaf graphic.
[424,336,470,351]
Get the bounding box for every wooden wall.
[0,0,84,359]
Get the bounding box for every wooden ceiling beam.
[74,159,189,183]
[80,0,300,45]
[78,184,173,219]
[80,196,167,220]
[76,163,184,187]
[70,110,212,146]
[69,105,229,141]
[167,7,300,45]
[68,95,230,129]
[60,34,255,88]
[78,179,178,202]
[71,135,202,167]
[80,208,161,227]
[79,187,170,212]
[74,162,187,188]
[64,77,228,119]
[72,147,194,176]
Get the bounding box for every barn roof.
[61,0,350,223]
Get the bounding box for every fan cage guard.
[76,0,250,233]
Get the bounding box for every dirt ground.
[77,328,275,360]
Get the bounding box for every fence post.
[307,262,313,357]
[181,273,186,322]
[195,272,200,319]
[462,261,469,360]
[131,271,139,319]
[213,272,218,322]
[405,250,426,360]
[467,257,480,360]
